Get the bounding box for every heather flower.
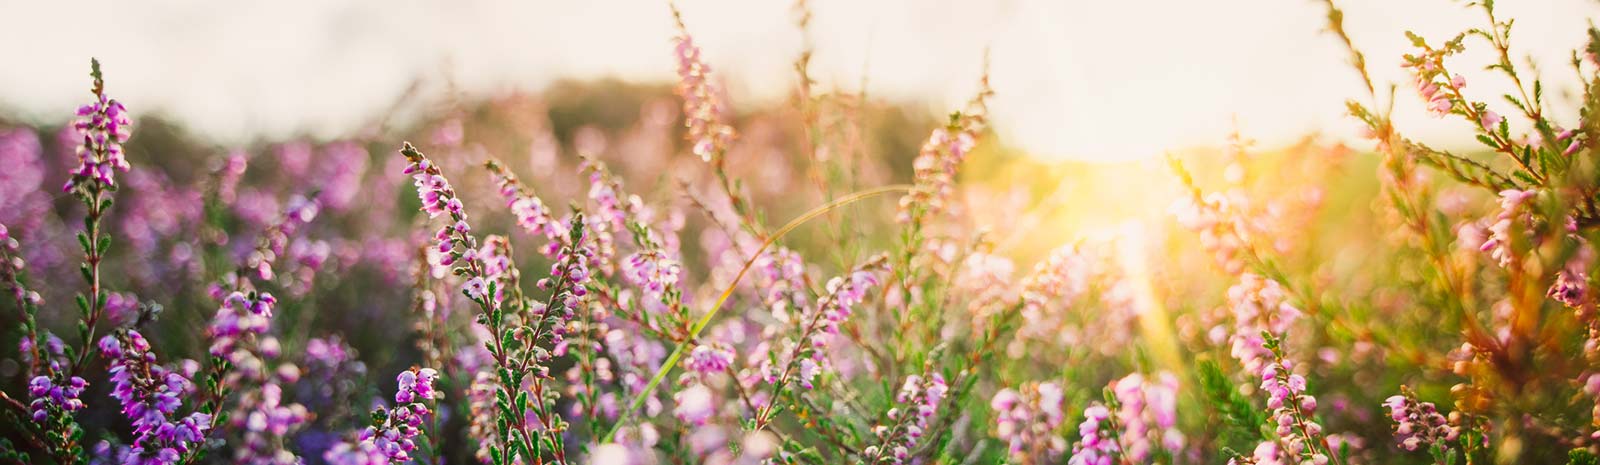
[672,383,716,426]
[1383,388,1457,453]
[360,367,440,464]
[1478,189,1537,267]
[896,127,978,224]
[235,383,310,465]
[862,371,948,464]
[752,247,809,318]
[992,382,1066,462]
[1235,337,1338,465]
[623,249,682,297]
[28,374,88,422]
[765,255,886,390]
[1227,273,1301,375]
[102,330,213,464]
[1479,110,1502,131]
[671,16,736,162]
[895,76,991,226]
[1173,191,1253,274]
[207,291,278,367]
[64,61,133,193]
[1067,404,1118,465]
[1110,372,1184,462]
[686,341,735,374]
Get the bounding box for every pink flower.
[1480,110,1502,131]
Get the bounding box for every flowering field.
[4,2,1600,465]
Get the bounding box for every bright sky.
[0,0,1593,162]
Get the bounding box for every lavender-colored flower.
[763,255,886,390]
[235,383,310,465]
[64,60,133,192]
[686,342,735,374]
[1068,404,1118,465]
[896,126,978,225]
[992,382,1067,462]
[623,250,682,297]
[671,18,736,162]
[27,374,88,422]
[1479,189,1537,267]
[1384,389,1457,452]
[862,371,948,464]
[1227,274,1301,375]
[102,330,212,464]
[1110,372,1184,462]
[207,291,278,363]
[360,367,440,463]
[672,383,716,426]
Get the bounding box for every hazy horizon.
[0,0,1594,161]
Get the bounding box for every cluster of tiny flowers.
[473,235,516,304]
[672,382,717,426]
[65,74,133,192]
[1407,58,1462,117]
[1478,189,1537,267]
[623,249,682,300]
[1067,404,1119,465]
[955,252,1017,325]
[862,372,948,464]
[1256,361,1329,465]
[753,247,809,317]
[896,126,978,224]
[405,153,462,221]
[28,374,87,421]
[1383,390,1458,452]
[465,371,501,463]
[775,256,886,389]
[0,224,43,309]
[1110,372,1185,462]
[1227,274,1301,375]
[487,160,567,255]
[235,383,310,465]
[672,28,735,161]
[207,291,278,374]
[686,341,735,374]
[360,368,440,463]
[1173,191,1253,274]
[322,440,387,465]
[101,330,212,464]
[991,382,1067,462]
[1014,246,1091,348]
[1550,241,1595,308]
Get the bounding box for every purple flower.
[671,24,736,162]
[102,330,212,464]
[27,374,87,422]
[863,371,948,464]
[360,367,440,464]
[686,342,735,374]
[1384,389,1457,452]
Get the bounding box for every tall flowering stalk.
[65,58,133,376]
[100,329,213,465]
[991,382,1067,464]
[861,368,949,464]
[753,254,887,429]
[3,224,82,462]
[402,142,589,465]
[670,8,735,165]
[356,367,440,464]
[1383,387,1462,464]
[890,70,992,362]
[1229,334,1342,465]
